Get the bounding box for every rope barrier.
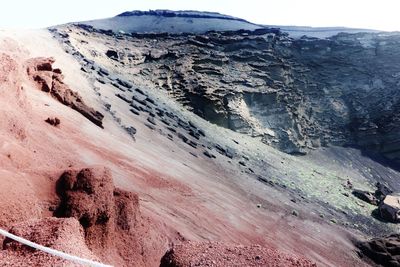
[0,228,113,267]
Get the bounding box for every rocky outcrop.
[358,234,400,267]
[26,57,104,128]
[54,166,164,267]
[351,183,393,208]
[379,195,400,223]
[55,167,116,251]
[352,190,379,205]
[113,188,140,231]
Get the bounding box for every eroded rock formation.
[26,57,104,128]
[55,166,165,267]
[55,167,116,252]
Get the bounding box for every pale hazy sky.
[0,0,399,31]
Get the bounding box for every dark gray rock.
[167,127,177,133]
[188,129,200,140]
[188,141,198,148]
[98,67,110,76]
[106,50,119,59]
[352,190,379,206]
[376,182,393,202]
[161,118,171,126]
[379,195,400,223]
[117,78,133,89]
[146,97,155,105]
[203,151,216,159]
[116,94,131,103]
[135,88,146,95]
[130,104,141,111]
[147,117,156,125]
[144,123,155,130]
[124,126,137,138]
[357,234,400,267]
[129,109,140,116]
[177,133,188,143]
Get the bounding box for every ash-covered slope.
[80,10,262,34]
[267,25,379,38]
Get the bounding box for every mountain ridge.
[76,9,386,38]
[117,9,255,24]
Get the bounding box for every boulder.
[375,182,393,202]
[106,50,118,59]
[379,195,400,223]
[352,189,379,205]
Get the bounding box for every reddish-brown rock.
[26,57,104,128]
[113,188,140,231]
[55,167,116,252]
[54,166,166,267]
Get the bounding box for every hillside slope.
[0,10,399,267]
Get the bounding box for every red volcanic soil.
[0,217,99,267]
[160,241,316,267]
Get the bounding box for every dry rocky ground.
[0,11,400,267]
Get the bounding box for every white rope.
[0,228,113,267]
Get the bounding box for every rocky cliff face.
[51,23,400,162]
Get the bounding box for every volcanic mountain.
[0,10,399,267]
